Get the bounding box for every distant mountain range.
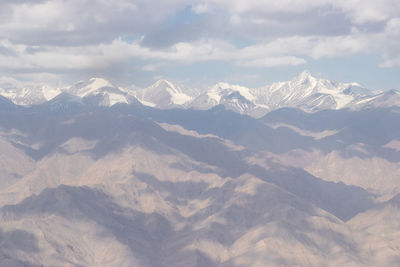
[1,71,398,117]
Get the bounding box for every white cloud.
[0,0,398,85]
[308,34,371,59]
[379,57,400,68]
[194,0,400,24]
[193,0,329,15]
[99,0,137,11]
[236,56,306,67]
[333,0,400,24]
[0,0,194,45]
[0,27,393,73]
[141,63,164,72]
[378,18,400,67]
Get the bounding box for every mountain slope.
[188,71,378,117]
[351,89,400,109]
[133,79,193,108]
[0,96,399,265]
[190,82,268,117]
[0,77,60,106]
[66,78,139,107]
[0,77,140,108]
[252,70,373,111]
[0,72,396,115]
[348,194,400,265]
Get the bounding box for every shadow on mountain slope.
[112,104,400,162]
[0,102,375,222]
[2,98,399,162]
[0,228,40,267]
[1,183,365,266]
[1,185,179,267]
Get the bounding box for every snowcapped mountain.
[253,70,376,111]
[0,72,397,114]
[188,71,378,117]
[190,82,268,117]
[133,79,193,108]
[253,70,355,110]
[351,89,400,109]
[0,77,139,107]
[66,78,138,107]
[0,76,60,106]
[67,77,113,98]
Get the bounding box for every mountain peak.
[212,82,250,91]
[212,82,234,90]
[297,70,313,80]
[289,70,318,88]
[151,79,185,97]
[134,79,192,107]
[153,79,175,89]
[88,77,113,88]
[69,78,114,98]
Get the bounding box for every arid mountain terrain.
[0,73,399,266]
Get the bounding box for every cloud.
[333,0,400,24]
[0,0,194,46]
[0,0,398,85]
[308,34,371,59]
[193,0,400,24]
[236,56,306,67]
[0,37,308,71]
[379,18,400,67]
[141,63,165,72]
[0,28,393,74]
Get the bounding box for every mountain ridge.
[0,72,397,117]
[0,85,399,266]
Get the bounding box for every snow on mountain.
[351,89,400,109]
[0,72,395,114]
[0,77,140,107]
[67,77,114,98]
[251,70,375,112]
[65,77,137,107]
[189,70,378,117]
[133,79,193,108]
[0,76,61,106]
[190,82,268,117]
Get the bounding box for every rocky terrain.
[0,73,399,266]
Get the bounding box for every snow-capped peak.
[152,79,176,90]
[0,72,393,115]
[302,69,311,75]
[41,85,61,101]
[210,82,256,102]
[290,70,317,87]
[89,77,112,86]
[59,78,136,107]
[133,79,193,107]
[297,70,312,80]
[76,77,113,97]
[152,79,182,96]
[0,77,61,105]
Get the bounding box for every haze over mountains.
[0,72,400,266]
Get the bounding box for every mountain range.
[1,71,398,117]
[0,72,399,266]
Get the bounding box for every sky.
[0,0,399,90]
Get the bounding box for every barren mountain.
[0,93,399,265]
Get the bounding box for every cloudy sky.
[0,0,399,89]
